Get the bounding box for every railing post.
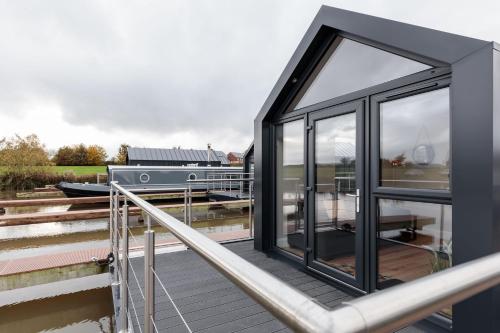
[184,188,188,224]
[109,186,114,254]
[113,192,119,263]
[144,230,155,333]
[188,184,192,227]
[120,204,129,332]
[249,180,253,237]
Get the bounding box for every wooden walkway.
[126,240,433,333]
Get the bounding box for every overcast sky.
[1,0,499,158]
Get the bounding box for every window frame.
[272,115,308,262]
[370,76,452,201]
[368,77,454,326]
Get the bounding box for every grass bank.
[50,166,107,175]
[0,166,107,176]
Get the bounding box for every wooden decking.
[125,240,432,333]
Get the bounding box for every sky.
[1,0,500,159]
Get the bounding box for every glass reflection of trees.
[380,88,450,190]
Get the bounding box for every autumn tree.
[53,144,107,166]
[115,143,130,165]
[0,134,50,171]
[52,146,74,165]
[86,145,107,165]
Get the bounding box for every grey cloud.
[1,0,500,152]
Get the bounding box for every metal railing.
[186,176,254,236]
[109,181,500,333]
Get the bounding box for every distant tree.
[86,145,107,165]
[0,134,50,171]
[53,146,75,166]
[73,144,88,166]
[115,143,130,165]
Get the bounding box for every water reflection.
[0,205,250,260]
[0,287,114,333]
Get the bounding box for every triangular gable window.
[293,38,432,110]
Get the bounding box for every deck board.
[125,240,440,333]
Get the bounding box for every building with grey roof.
[126,147,230,166]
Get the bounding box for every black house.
[253,6,500,332]
[126,147,230,167]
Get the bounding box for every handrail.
[110,181,500,333]
[186,178,254,183]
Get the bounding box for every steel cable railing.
[110,177,253,333]
[126,278,143,333]
[152,267,193,333]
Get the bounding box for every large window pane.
[380,88,450,190]
[276,120,305,257]
[377,199,452,316]
[314,113,357,276]
[294,38,431,110]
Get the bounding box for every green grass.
[0,165,107,175]
[50,166,107,175]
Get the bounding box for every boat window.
[377,199,452,316]
[293,38,431,110]
[380,88,450,190]
[139,173,150,183]
[275,119,305,257]
[188,173,197,181]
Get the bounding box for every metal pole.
[109,186,114,254]
[249,180,253,237]
[188,184,192,227]
[184,188,187,224]
[113,192,119,262]
[144,229,155,333]
[146,215,151,231]
[120,204,129,332]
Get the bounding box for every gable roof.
[127,147,229,165]
[255,6,489,123]
[228,152,244,158]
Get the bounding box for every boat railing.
[205,171,253,195]
[109,180,500,333]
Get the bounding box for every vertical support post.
[146,215,151,231]
[188,184,192,227]
[113,192,119,263]
[184,188,187,224]
[249,180,253,237]
[144,230,155,333]
[121,204,129,332]
[109,186,114,254]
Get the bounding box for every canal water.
[0,191,250,331]
[0,286,114,332]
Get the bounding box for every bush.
[0,170,108,191]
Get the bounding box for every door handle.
[346,189,360,213]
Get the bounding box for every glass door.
[307,100,364,288]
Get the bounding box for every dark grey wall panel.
[451,42,500,333]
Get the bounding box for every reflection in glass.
[314,113,356,276]
[377,199,452,316]
[276,120,305,257]
[294,38,431,110]
[380,88,450,190]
